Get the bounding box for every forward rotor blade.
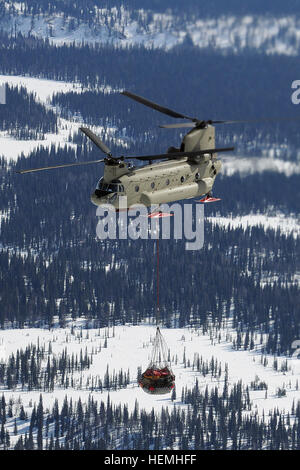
[80,127,112,156]
[121,90,196,121]
[16,159,105,174]
[127,147,234,161]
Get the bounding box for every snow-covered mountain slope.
[1,322,300,449]
[0,75,85,102]
[208,212,300,238]
[2,6,300,55]
[0,75,126,160]
[0,75,81,159]
[222,155,300,178]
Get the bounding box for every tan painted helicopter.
[18,90,241,213]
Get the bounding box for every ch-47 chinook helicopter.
[17,90,250,215]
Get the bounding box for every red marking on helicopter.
[197,196,221,203]
[148,211,174,218]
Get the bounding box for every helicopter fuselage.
[91,154,221,209]
[91,125,221,209]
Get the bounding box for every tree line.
[1,384,300,450]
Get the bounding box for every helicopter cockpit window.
[111,179,124,193]
[110,184,119,192]
[98,178,124,193]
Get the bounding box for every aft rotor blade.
[16,159,105,174]
[160,116,300,128]
[214,117,300,125]
[126,147,234,161]
[159,119,260,129]
[80,127,112,156]
[159,121,234,129]
[160,122,196,129]
[121,90,196,121]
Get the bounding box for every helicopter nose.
[91,190,103,206]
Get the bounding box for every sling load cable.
[138,219,175,394]
[156,237,160,327]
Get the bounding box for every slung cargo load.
[139,327,175,395]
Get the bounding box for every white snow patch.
[0,75,126,161]
[208,213,300,236]
[0,74,86,104]
[0,323,299,418]
[2,10,300,55]
[222,155,300,177]
[260,271,300,288]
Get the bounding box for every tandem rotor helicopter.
[17,90,281,214]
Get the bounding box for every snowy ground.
[0,75,82,160]
[1,323,300,423]
[0,75,86,103]
[0,119,77,161]
[2,8,300,55]
[0,75,126,161]
[221,155,300,178]
[208,212,300,237]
